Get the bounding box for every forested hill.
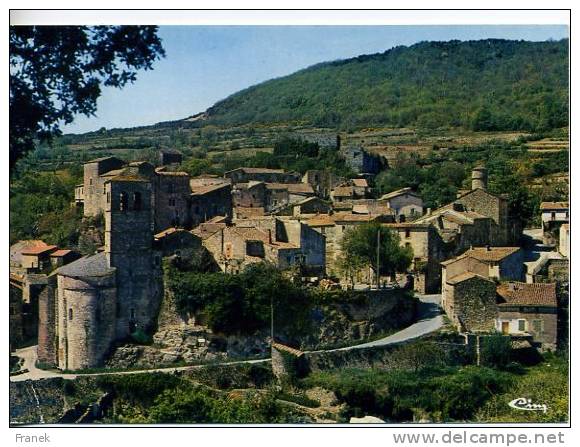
[203,39,568,132]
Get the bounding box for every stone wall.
[37,276,57,366]
[304,339,471,372]
[57,274,117,370]
[154,173,190,231]
[452,276,498,332]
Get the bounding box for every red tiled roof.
[497,282,557,307]
[21,245,58,256]
[50,249,72,257]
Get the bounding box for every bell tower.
[104,174,156,338]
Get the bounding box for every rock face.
[301,289,417,350]
[106,287,416,369]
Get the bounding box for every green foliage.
[10,167,83,246]
[10,26,165,169]
[214,136,354,177]
[164,262,312,336]
[476,353,568,423]
[340,222,413,278]
[180,158,214,177]
[305,365,513,422]
[146,386,298,424]
[205,39,568,133]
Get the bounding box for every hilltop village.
[9,137,569,372]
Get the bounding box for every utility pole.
[376,227,381,289]
[270,295,274,346]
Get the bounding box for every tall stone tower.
[471,166,488,190]
[104,173,157,339]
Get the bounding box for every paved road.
[11,294,442,382]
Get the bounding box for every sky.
[62,25,569,135]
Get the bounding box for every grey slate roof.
[56,252,115,278]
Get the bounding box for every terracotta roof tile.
[446,272,491,285]
[191,183,230,195]
[497,282,557,307]
[50,249,73,257]
[21,245,58,256]
[540,201,569,210]
[465,246,520,262]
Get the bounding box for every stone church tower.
[104,174,158,339]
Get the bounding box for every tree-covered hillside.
[205,39,568,132]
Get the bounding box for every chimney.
[426,208,432,216]
[471,166,488,191]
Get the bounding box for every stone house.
[301,170,344,198]
[330,179,369,204]
[541,201,569,245]
[81,156,125,217]
[153,168,191,230]
[460,246,524,281]
[340,145,382,174]
[379,187,424,218]
[284,196,332,217]
[265,183,316,209]
[441,246,525,317]
[10,240,81,348]
[153,227,204,261]
[496,282,558,350]
[232,181,267,210]
[383,222,445,294]
[158,148,183,166]
[415,206,495,253]
[305,212,386,279]
[415,167,521,247]
[202,226,300,274]
[224,167,301,184]
[443,272,498,332]
[199,216,325,276]
[189,183,233,226]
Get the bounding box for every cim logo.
[508,397,548,413]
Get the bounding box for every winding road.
[10,294,442,383]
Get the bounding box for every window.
[103,184,106,194]
[405,242,411,249]
[133,192,142,211]
[551,212,556,220]
[169,198,176,207]
[167,183,174,194]
[518,319,526,332]
[119,192,129,211]
[106,192,111,204]
[405,229,411,238]
[532,319,543,334]
[130,308,136,320]
[68,308,73,321]
[89,178,93,185]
